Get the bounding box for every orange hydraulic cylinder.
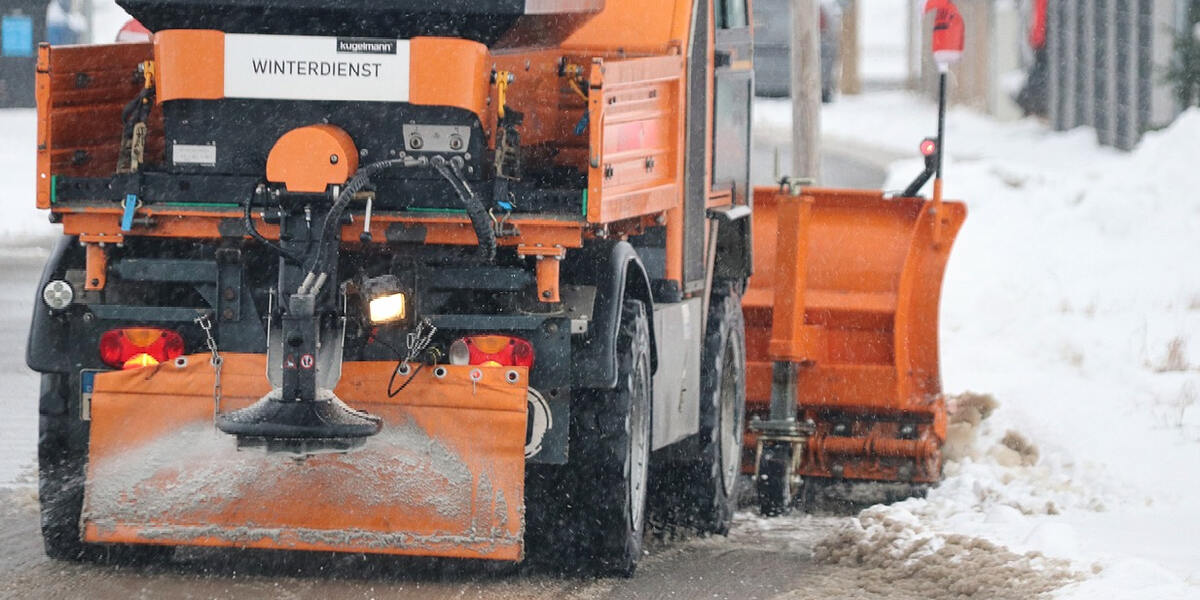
[767,193,816,363]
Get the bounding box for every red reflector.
[921,139,938,157]
[99,328,185,370]
[462,335,534,368]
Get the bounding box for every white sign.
[172,143,217,166]
[223,34,410,103]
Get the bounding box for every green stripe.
[162,202,241,208]
[403,207,467,214]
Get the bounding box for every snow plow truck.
[27,0,965,575]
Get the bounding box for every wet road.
[0,151,889,600]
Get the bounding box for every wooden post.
[792,0,821,181]
[841,0,861,95]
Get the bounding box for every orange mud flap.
[81,354,528,560]
[744,187,966,485]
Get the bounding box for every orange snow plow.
[81,355,528,560]
[744,186,966,505]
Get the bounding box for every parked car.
[753,0,843,102]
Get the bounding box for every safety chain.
[405,318,437,365]
[194,313,224,422]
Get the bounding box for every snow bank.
[758,91,1200,597]
[0,111,56,247]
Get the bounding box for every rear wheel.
[39,374,89,561]
[38,373,174,564]
[569,298,652,576]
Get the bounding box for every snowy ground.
[761,92,1200,598]
[2,3,1197,594]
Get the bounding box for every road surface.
[0,152,892,600]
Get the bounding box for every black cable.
[372,334,423,397]
[433,158,497,263]
[388,362,423,397]
[243,194,303,265]
[304,159,406,287]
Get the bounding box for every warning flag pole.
[924,0,963,247]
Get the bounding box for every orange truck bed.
[744,187,966,484]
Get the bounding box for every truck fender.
[564,240,658,389]
[26,236,80,375]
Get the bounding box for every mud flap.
[81,354,527,561]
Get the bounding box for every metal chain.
[405,318,437,365]
[194,313,224,422]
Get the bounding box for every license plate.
[79,369,102,421]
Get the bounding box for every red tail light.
[99,328,185,370]
[449,335,534,368]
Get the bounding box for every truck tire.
[676,289,747,534]
[570,298,652,576]
[38,374,89,561]
[38,373,174,564]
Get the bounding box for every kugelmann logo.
[336,37,397,55]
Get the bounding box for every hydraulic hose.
[243,195,303,265]
[299,159,406,294]
[432,157,497,263]
[299,155,497,295]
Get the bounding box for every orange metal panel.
[265,124,359,193]
[82,354,528,561]
[58,209,584,256]
[585,55,685,224]
[409,38,490,121]
[563,0,692,53]
[35,45,51,209]
[154,30,224,102]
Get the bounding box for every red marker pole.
[924,0,964,247]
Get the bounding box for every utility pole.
[792,0,821,181]
[907,0,920,89]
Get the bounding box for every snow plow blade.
[81,354,528,560]
[744,187,966,484]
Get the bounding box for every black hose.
[303,159,406,286]
[301,156,497,291]
[242,194,303,265]
[433,158,497,263]
[119,88,154,141]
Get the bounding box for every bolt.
[222,308,235,321]
[329,154,339,164]
[89,278,100,287]
[82,312,94,323]
[542,290,553,299]
[222,287,236,301]
[545,321,559,333]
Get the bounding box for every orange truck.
[27,0,963,574]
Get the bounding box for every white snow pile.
[761,91,1200,598]
[0,110,56,246]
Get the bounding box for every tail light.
[448,335,534,368]
[99,327,185,370]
